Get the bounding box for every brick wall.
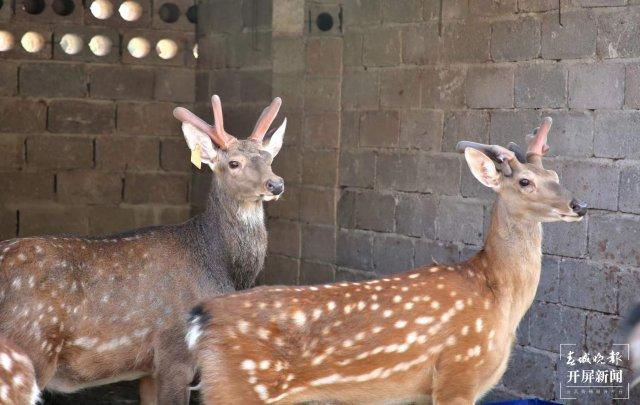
[250,0,640,402]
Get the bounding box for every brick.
[88,207,136,235]
[303,113,340,149]
[337,229,373,270]
[0,173,54,203]
[442,0,468,19]
[88,66,154,100]
[517,307,531,346]
[469,0,516,15]
[302,150,338,187]
[620,165,640,214]
[261,254,299,286]
[57,171,122,205]
[618,267,640,316]
[491,16,540,61]
[518,0,556,11]
[417,154,461,196]
[373,234,414,275]
[421,66,466,109]
[19,63,86,98]
[568,64,624,109]
[400,110,443,152]
[300,187,335,225]
[268,219,300,257]
[542,218,588,258]
[359,111,399,148]
[443,20,490,63]
[241,0,272,28]
[559,259,618,313]
[515,63,565,108]
[19,206,90,237]
[355,191,395,232]
[594,111,640,159]
[239,69,272,105]
[200,0,242,33]
[124,173,188,204]
[160,138,190,172]
[542,110,593,157]
[625,64,640,108]
[380,68,421,109]
[396,194,437,238]
[529,302,586,352]
[155,68,195,103]
[588,212,640,268]
[335,268,376,282]
[0,99,46,133]
[341,69,379,111]
[578,0,625,5]
[541,10,596,59]
[402,24,440,65]
[442,110,489,153]
[423,0,440,20]
[273,74,304,115]
[272,0,304,36]
[339,150,375,188]
[375,152,418,192]
[0,209,16,240]
[465,66,514,108]
[342,32,363,67]
[489,110,541,147]
[338,190,356,229]
[272,38,305,74]
[117,102,180,136]
[272,146,301,185]
[300,261,334,285]
[501,347,556,399]
[536,255,560,303]
[382,0,422,22]
[0,134,24,170]
[460,164,494,201]
[301,224,336,262]
[0,62,17,96]
[363,27,401,67]
[597,9,640,59]
[341,111,359,149]
[266,184,299,221]
[95,137,159,171]
[436,197,484,245]
[585,312,625,354]
[306,37,342,77]
[48,100,114,134]
[303,78,340,111]
[562,159,619,211]
[27,136,93,169]
[342,0,381,26]
[414,240,459,267]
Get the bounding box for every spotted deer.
[0,335,39,404]
[0,95,287,404]
[186,117,588,404]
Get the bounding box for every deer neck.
[194,181,267,290]
[480,197,542,329]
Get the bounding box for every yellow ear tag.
[191,144,202,169]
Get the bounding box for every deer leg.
[153,328,196,405]
[139,376,157,405]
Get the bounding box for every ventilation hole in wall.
[60,33,83,54]
[119,0,142,21]
[316,12,333,31]
[192,43,198,59]
[186,5,197,23]
[0,31,14,52]
[21,31,45,53]
[127,36,150,58]
[21,0,45,14]
[0,0,3,11]
[158,3,179,23]
[90,0,113,19]
[89,34,112,56]
[52,0,74,15]
[156,38,177,59]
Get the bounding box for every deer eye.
[519,179,531,187]
[228,161,240,169]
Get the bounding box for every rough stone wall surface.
[258,0,640,402]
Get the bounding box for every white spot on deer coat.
[0,353,12,371]
[475,318,483,332]
[241,359,256,371]
[292,311,306,327]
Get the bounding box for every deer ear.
[262,118,286,158]
[182,123,218,169]
[464,148,501,188]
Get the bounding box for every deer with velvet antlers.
[187,117,588,404]
[0,95,286,404]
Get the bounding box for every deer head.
[457,117,587,222]
[173,95,286,203]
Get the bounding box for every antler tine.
[456,141,516,176]
[173,107,215,136]
[526,116,552,167]
[249,97,282,142]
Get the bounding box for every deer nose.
[266,178,284,196]
[570,198,588,217]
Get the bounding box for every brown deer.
[0,335,39,404]
[0,95,286,404]
[186,117,588,404]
